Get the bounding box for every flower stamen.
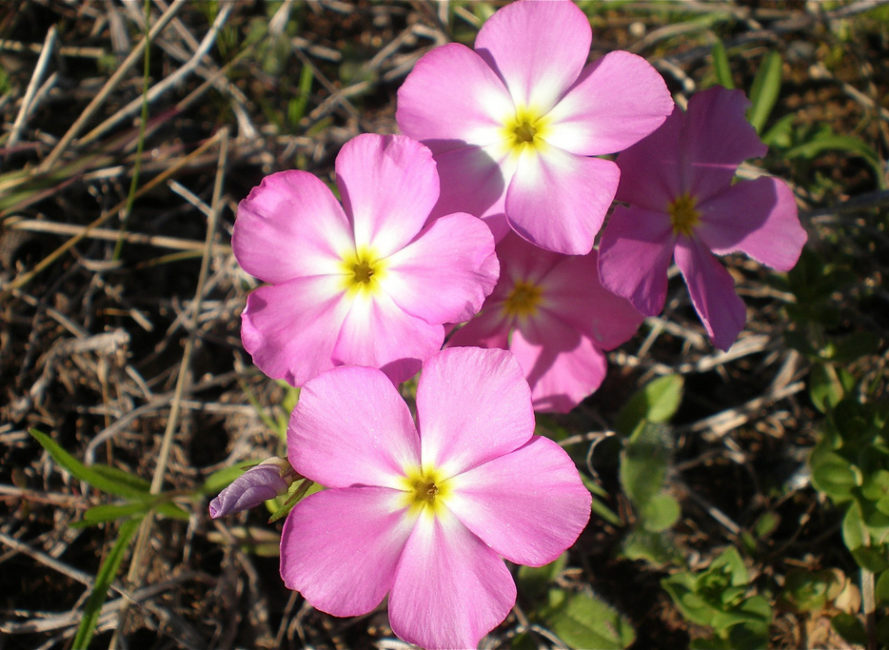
[341,248,385,295]
[401,466,451,517]
[503,280,543,319]
[503,107,549,155]
[668,193,701,237]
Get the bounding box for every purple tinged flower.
[396,0,673,255]
[279,347,591,649]
[209,458,294,519]
[597,86,807,350]
[448,234,643,413]
[232,134,499,386]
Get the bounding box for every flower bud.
[209,457,294,519]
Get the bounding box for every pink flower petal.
[416,347,534,477]
[448,436,591,564]
[287,365,420,489]
[507,150,619,254]
[683,86,767,202]
[396,42,514,146]
[332,293,444,384]
[674,236,747,351]
[446,308,511,350]
[512,312,608,413]
[538,248,643,349]
[232,170,353,283]
[241,276,350,386]
[388,509,516,650]
[335,134,440,256]
[697,176,806,271]
[597,205,676,316]
[280,487,414,616]
[474,0,590,111]
[428,144,511,240]
[385,213,499,324]
[545,51,673,155]
[614,106,684,211]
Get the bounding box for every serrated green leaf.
[72,518,140,648]
[29,429,148,498]
[747,51,782,133]
[616,375,684,434]
[544,592,635,649]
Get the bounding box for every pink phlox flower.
[279,347,591,649]
[396,0,673,255]
[208,457,294,519]
[597,86,807,350]
[232,133,499,386]
[448,233,643,413]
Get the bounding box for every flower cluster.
[213,1,807,647]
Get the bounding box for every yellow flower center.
[502,106,550,155]
[400,466,452,518]
[340,247,385,295]
[503,280,543,319]
[668,193,701,237]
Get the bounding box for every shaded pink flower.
[232,134,499,386]
[448,234,642,412]
[280,347,591,649]
[396,0,673,255]
[598,86,807,350]
[209,457,294,519]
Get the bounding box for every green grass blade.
[28,429,150,498]
[747,51,782,133]
[711,40,734,89]
[72,517,141,648]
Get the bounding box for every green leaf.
[616,375,684,434]
[810,451,860,501]
[200,461,257,496]
[639,493,680,532]
[709,547,749,588]
[518,552,567,602]
[72,518,141,648]
[874,570,889,605]
[761,113,795,148]
[851,546,889,573]
[662,574,715,627]
[544,591,635,649]
[29,429,149,498]
[581,475,622,526]
[710,41,734,89]
[842,501,866,550]
[831,612,867,645]
[620,422,671,508]
[809,363,846,413]
[786,132,885,188]
[621,527,683,567]
[747,51,782,133]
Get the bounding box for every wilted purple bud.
[209,458,294,518]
